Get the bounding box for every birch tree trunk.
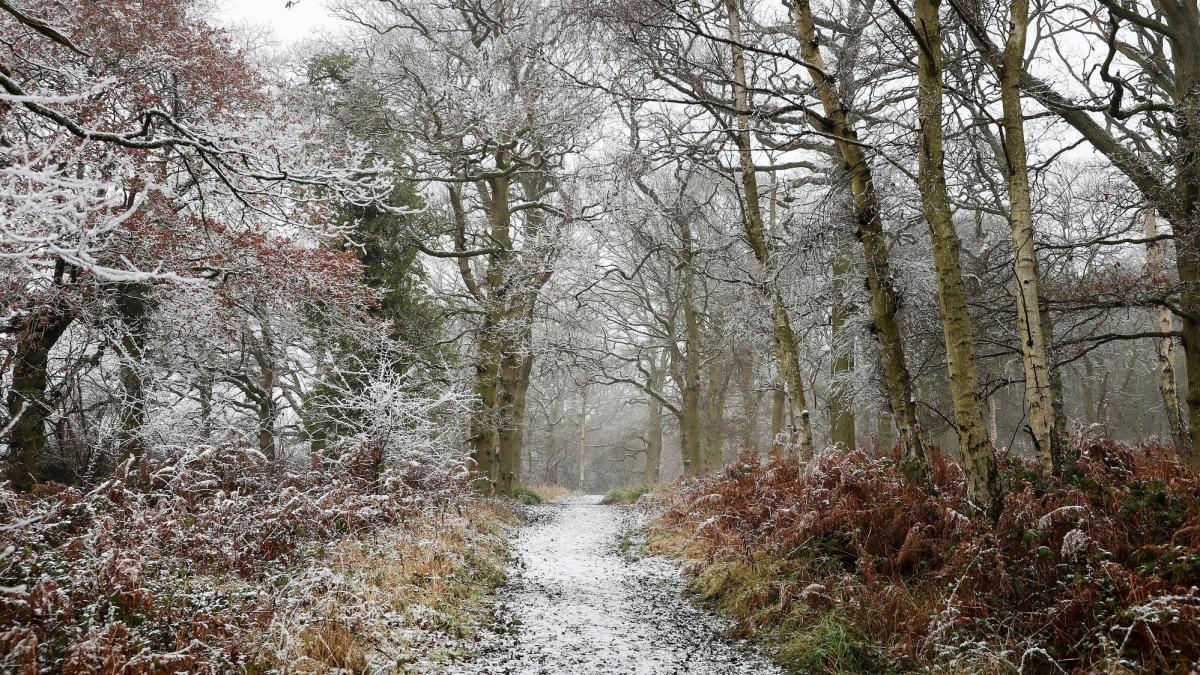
[999,0,1061,475]
[792,0,928,465]
[912,0,999,512]
[1146,206,1192,458]
[726,0,815,460]
[1166,1,1200,466]
[951,0,1200,464]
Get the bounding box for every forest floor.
[450,495,781,675]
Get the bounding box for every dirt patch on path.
[450,495,782,674]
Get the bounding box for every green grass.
[600,483,662,505]
[508,485,543,505]
[776,614,890,674]
[684,553,894,674]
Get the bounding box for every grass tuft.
[259,501,514,670]
[509,484,544,505]
[601,483,663,505]
[776,614,889,674]
[528,484,571,501]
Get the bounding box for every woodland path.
[448,495,782,674]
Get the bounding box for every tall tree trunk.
[830,246,857,449]
[679,218,704,476]
[701,350,729,471]
[999,0,1060,475]
[1168,0,1200,466]
[912,0,999,512]
[1040,303,1068,433]
[496,347,532,495]
[578,383,589,490]
[255,354,278,461]
[493,284,539,495]
[648,360,667,480]
[452,180,495,486]
[4,296,73,491]
[792,0,928,465]
[113,283,152,463]
[463,151,518,491]
[737,348,761,454]
[770,372,785,455]
[1147,206,1192,458]
[468,331,502,486]
[197,374,213,442]
[725,0,815,460]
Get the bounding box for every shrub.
[0,444,472,672]
[601,483,662,505]
[650,434,1200,673]
[510,485,543,505]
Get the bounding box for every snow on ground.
[448,495,783,674]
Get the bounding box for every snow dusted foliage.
[291,317,475,475]
[0,6,479,667]
[0,0,390,282]
[653,436,1200,672]
[0,443,474,672]
[0,0,474,484]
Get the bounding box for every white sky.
[218,0,337,45]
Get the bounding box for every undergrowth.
[650,434,1200,674]
[510,484,544,505]
[527,484,571,502]
[261,500,512,671]
[0,444,500,672]
[601,483,663,505]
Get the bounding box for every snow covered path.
[449,495,783,674]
